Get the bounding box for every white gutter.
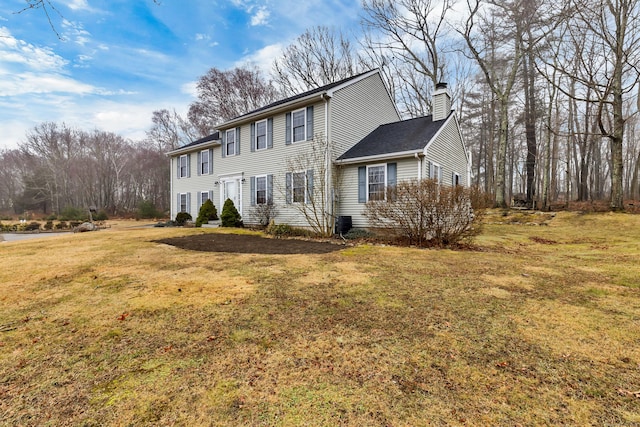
[166,140,219,156]
[335,149,423,165]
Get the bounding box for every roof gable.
[337,112,453,162]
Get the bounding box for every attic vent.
[436,82,448,90]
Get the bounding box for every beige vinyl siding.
[337,158,417,228]
[215,101,327,227]
[425,117,469,186]
[330,73,400,161]
[171,151,217,219]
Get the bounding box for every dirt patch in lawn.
[154,232,345,254]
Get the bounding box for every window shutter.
[186,192,191,214]
[358,166,366,203]
[177,193,181,214]
[439,166,443,182]
[267,174,273,203]
[208,149,214,174]
[209,190,214,201]
[285,172,292,204]
[428,161,433,179]
[306,169,314,203]
[197,152,202,176]
[176,157,180,179]
[250,122,256,152]
[387,163,397,187]
[236,127,241,155]
[187,154,191,178]
[267,118,273,149]
[251,176,257,206]
[285,112,292,145]
[306,106,314,140]
[221,131,226,158]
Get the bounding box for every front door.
[222,178,242,215]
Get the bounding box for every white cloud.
[0,27,68,71]
[67,0,90,11]
[195,33,210,41]
[0,72,96,97]
[236,43,283,75]
[181,81,198,98]
[250,6,270,26]
[61,19,92,46]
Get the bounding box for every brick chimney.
[432,82,451,121]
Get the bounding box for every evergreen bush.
[175,212,192,226]
[195,199,218,227]
[220,198,242,227]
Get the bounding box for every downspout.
[321,93,332,234]
[415,152,423,180]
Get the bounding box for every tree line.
[3,0,639,216]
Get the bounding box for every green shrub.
[343,228,375,240]
[59,206,87,221]
[46,214,57,221]
[220,199,242,227]
[175,212,192,226]
[94,210,109,221]
[195,199,219,227]
[137,200,162,219]
[55,221,68,230]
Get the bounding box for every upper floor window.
[255,120,267,150]
[292,109,306,143]
[286,106,313,144]
[225,129,236,156]
[179,155,189,178]
[199,150,210,175]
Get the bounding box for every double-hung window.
[368,165,386,201]
[200,191,209,207]
[179,155,188,178]
[292,172,306,203]
[255,120,267,150]
[179,193,188,213]
[430,162,443,182]
[255,175,267,205]
[225,129,236,156]
[292,109,306,143]
[199,150,210,175]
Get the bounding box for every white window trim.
[179,193,188,213]
[199,150,210,175]
[179,155,188,178]
[292,170,308,203]
[255,174,268,205]
[291,108,307,143]
[225,129,236,157]
[430,162,443,182]
[199,190,209,208]
[255,119,268,151]
[366,163,388,202]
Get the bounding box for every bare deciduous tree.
[188,66,280,132]
[272,26,362,96]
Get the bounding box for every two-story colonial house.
[167,70,470,231]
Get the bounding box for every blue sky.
[0,0,362,149]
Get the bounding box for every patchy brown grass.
[1,213,640,426]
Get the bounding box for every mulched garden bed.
[154,233,345,254]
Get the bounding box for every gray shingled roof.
[227,69,377,122]
[177,131,220,150]
[337,112,452,161]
